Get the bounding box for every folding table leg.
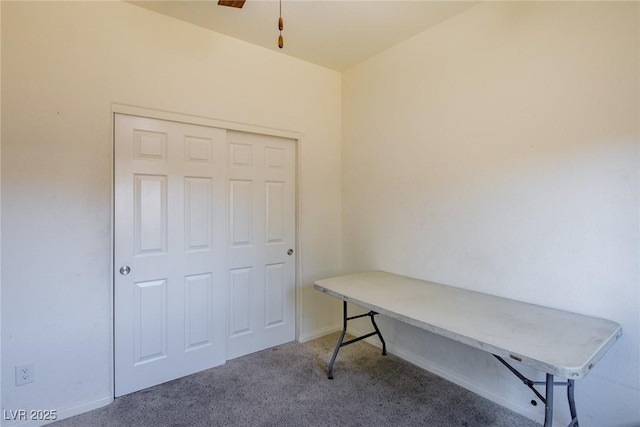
[567,379,579,426]
[494,356,579,427]
[327,300,386,379]
[369,310,387,356]
[544,373,554,427]
[327,301,348,380]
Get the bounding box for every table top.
[314,271,622,379]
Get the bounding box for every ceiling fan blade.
[217,0,246,8]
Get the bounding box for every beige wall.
[1,1,342,421]
[342,2,639,425]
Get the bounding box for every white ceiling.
[130,0,478,71]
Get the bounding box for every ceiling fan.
[217,0,246,8]
[217,0,284,48]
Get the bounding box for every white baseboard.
[298,323,342,343]
[2,395,113,427]
[346,326,545,426]
[53,394,113,425]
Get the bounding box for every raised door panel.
[265,181,285,245]
[134,279,168,365]
[229,267,252,337]
[184,273,213,351]
[229,180,253,247]
[184,178,212,251]
[265,263,285,328]
[134,175,168,255]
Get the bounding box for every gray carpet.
[52,334,539,427]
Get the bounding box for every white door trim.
[110,103,303,394]
[112,103,303,141]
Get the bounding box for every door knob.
[119,265,131,275]
[287,249,294,256]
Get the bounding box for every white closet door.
[114,114,227,397]
[226,131,296,360]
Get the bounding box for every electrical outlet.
[15,363,35,386]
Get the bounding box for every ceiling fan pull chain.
[278,0,284,48]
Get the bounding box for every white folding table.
[314,271,622,427]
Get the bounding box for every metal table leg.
[567,379,579,427]
[494,355,579,427]
[544,373,554,427]
[327,300,386,379]
[327,301,348,380]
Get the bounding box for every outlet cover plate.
[15,363,35,386]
